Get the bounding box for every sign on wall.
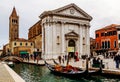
[67,47,74,52]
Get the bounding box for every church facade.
[39,3,92,59]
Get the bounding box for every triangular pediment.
[40,3,92,20]
[65,31,79,37]
[48,3,92,20]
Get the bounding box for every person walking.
[114,54,120,69]
[58,55,62,64]
[62,55,64,64]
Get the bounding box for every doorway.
[68,39,75,58]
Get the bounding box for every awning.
[20,51,28,54]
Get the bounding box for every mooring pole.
[99,59,103,73]
[85,58,89,74]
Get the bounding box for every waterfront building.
[28,21,42,58]
[95,24,120,57]
[90,37,96,57]
[10,38,34,55]
[3,7,34,56]
[29,3,92,59]
[3,43,10,55]
[0,50,3,56]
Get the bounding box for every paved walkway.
[23,58,120,71]
[0,62,15,82]
[0,62,25,82]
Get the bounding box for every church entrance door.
[68,39,75,58]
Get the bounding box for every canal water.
[12,63,120,82]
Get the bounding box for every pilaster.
[61,22,65,55]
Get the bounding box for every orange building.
[95,24,120,57]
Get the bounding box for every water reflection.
[12,63,120,82]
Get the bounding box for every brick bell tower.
[9,7,19,42]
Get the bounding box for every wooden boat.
[44,60,102,79]
[52,58,102,75]
[44,60,88,79]
[7,61,14,67]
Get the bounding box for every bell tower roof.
[10,7,17,17]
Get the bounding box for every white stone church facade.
[39,3,92,59]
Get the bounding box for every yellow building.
[2,7,35,56]
[11,38,34,56]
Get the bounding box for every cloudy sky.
[1,0,120,49]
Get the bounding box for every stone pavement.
[23,58,116,69]
[0,62,15,82]
[0,62,25,82]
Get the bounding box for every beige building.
[3,7,34,56]
[11,38,34,55]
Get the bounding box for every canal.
[11,63,120,82]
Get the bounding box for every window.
[119,43,120,48]
[96,34,99,38]
[12,19,17,24]
[114,41,116,48]
[101,33,104,36]
[20,42,22,46]
[26,43,28,46]
[105,41,107,48]
[57,36,60,45]
[118,34,120,40]
[105,33,107,36]
[102,42,104,49]
[14,42,16,46]
[31,43,33,46]
[113,31,117,35]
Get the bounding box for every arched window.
[20,42,22,46]
[14,42,16,46]
[105,41,107,48]
[68,39,75,47]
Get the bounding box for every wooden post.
[99,60,103,73]
[85,58,89,74]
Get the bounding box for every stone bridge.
[1,56,23,62]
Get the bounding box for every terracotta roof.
[10,7,17,17]
[96,24,120,31]
[14,38,34,42]
[15,38,28,41]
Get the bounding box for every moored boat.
[44,60,102,79]
[7,61,14,67]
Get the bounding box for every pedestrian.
[65,55,67,61]
[58,55,62,64]
[30,54,33,60]
[62,55,64,64]
[34,54,36,62]
[114,54,120,69]
[27,54,29,62]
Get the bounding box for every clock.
[70,9,75,14]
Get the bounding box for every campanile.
[9,7,19,42]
